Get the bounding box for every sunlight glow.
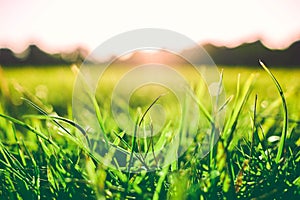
[0,0,299,53]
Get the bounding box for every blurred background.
[1,0,300,65]
[0,0,300,116]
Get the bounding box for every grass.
[0,64,299,199]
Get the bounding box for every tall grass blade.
[222,73,256,149]
[187,87,213,123]
[259,60,288,163]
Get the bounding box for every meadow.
[0,64,299,199]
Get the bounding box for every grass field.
[0,64,300,199]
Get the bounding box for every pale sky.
[0,0,299,53]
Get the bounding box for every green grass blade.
[138,93,165,126]
[91,95,109,148]
[153,166,169,200]
[0,113,60,149]
[23,114,90,147]
[128,119,139,174]
[259,60,288,163]
[22,98,73,137]
[222,73,256,148]
[187,87,213,123]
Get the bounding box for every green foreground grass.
[0,64,300,199]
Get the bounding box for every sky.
[0,0,300,53]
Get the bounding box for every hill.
[0,40,299,67]
[203,40,300,67]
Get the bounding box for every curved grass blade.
[23,114,91,147]
[138,93,166,126]
[0,113,60,149]
[22,98,72,136]
[259,60,288,163]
